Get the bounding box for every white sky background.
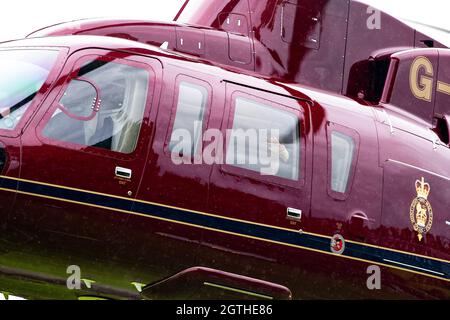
[0,0,448,42]
[0,0,184,42]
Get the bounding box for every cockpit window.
[0,50,59,131]
[42,58,150,154]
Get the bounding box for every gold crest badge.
[409,177,433,241]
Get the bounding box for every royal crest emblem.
[409,177,433,241]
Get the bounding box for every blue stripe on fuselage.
[0,176,448,281]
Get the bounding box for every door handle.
[115,167,132,179]
[287,208,302,222]
[351,212,369,221]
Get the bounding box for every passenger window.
[42,59,150,154]
[169,81,208,157]
[331,131,355,193]
[226,97,300,181]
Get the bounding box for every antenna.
[174,0,191,21]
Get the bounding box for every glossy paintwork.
[0,0,448,300]
[13,50,158,233]
[0,138,20,226]
[27,0,447,98]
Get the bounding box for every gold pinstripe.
[0,175,449,283]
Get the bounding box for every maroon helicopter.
[0,0,448,300]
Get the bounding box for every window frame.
[36,50,157,160]
[326,122,360,200]
[220,90,306,190]
[164,74,212,160]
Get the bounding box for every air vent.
[346,57,391,103]
[433,116,450,146]
[421,40,435,48]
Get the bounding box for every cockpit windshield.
[0,49,59,131]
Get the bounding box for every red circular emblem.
[331,234,345,255]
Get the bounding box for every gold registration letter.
[409,56,434,102]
